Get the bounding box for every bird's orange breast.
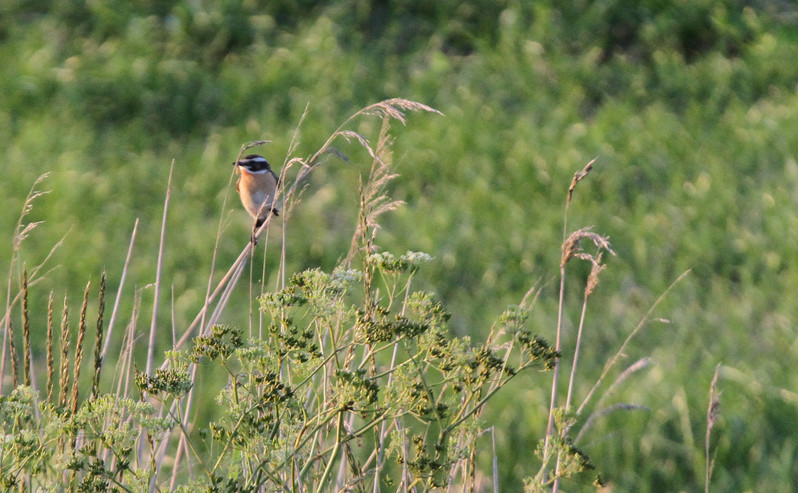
[237,169,278,220]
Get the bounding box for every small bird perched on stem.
[233,154,279,245]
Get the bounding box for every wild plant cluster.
[0,99,681,492]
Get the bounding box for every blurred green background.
[2,0,798,490]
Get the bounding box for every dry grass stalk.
[47,291,55,404]
[102,218,138,361]
[547,160,612,491]
[71,281,90,414]
[555,243,613,490]
[567,158,596,205]
[203,141,245,336]
[22,266,31,387]
[564,256,604,412]
[114,291,142,402]
[147,161,174,377]
[2,173,52,392]
[91,272,106,399]
[58,295,70,408]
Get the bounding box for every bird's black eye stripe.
[249,161,270,171]
[234,154,271,171]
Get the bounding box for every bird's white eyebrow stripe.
[244,168,273,174]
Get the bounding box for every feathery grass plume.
[546,162,596,474]
[346,116,404,265]
[705,364,722,493]
[546,161,614,492]
[304,98,440,186]
[6,175,50,303]
[2,174,66,397]
[560,227,613,268]
[566,158,596,206]
[47,291,55,404]
[12,173,51,249]
[91,272,106,399]
[22,266,31,387]
[58,294,70,408]
[584,255,606,298]
[345,117,401,331]
[71,281,90,414]
[359,98,442,124]
[559,158,596,255]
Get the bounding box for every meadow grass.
[0,100,668,491]
[3,2,798,491]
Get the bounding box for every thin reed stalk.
[169,358,203,487]
[543,258,566,464]
[147,161,174,376]
[546,159,596,492]
[102,218,139,361]
[566,258,601,411]
[114,290,142,402]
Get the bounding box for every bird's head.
[233,154,272,173]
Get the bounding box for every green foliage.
[135,366,193,398]
[175,252,558,490]
[2,0,798,490]
[0,387,171,490]
[0,249,561,490]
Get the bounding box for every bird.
[233,154,280,244]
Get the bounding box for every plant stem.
[315,409,345,493]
